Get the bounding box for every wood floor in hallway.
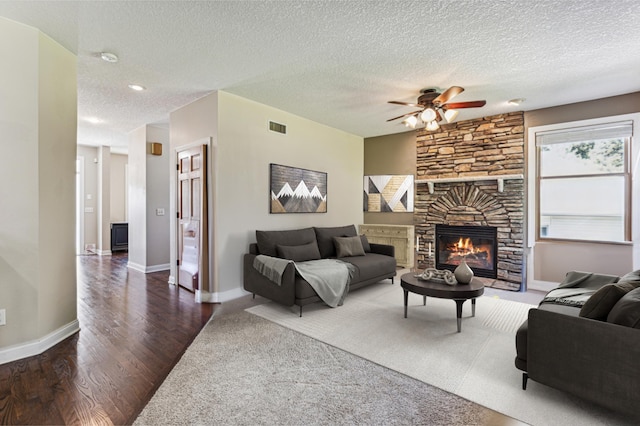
[0,253,215,425]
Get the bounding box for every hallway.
[0,253,214,425]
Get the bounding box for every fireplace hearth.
[435,224,498,279]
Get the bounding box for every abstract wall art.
[364,175,414,212]
[270,164,327,213]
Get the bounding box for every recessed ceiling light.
[100,52,118,63]
[84,116,103,124]
[508,98,526,105]
[128,84,146,91]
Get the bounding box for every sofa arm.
[528,308,640,416]
[369,243,395,258]
[243,253,296,306]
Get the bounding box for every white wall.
[128,126,147,270]
[127,125,170,272]
[0,17,77,358]
[110,153,128,222]
[146,125,170,269]
[169,91,364,301]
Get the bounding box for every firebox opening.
[435,224,498,279]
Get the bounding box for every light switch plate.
[0,309,6,326]
[156,208,165,216]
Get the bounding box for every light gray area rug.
[134,309,507,425]
[247,283,636,426]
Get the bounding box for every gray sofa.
[243,224,396,315]
[515,270,640,417]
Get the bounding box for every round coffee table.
[400,272,485,332]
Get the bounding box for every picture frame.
[270,163,327,213]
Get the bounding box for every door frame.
[173,137,217,303]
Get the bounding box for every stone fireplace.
[414,112,525,290]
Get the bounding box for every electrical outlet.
[0,309,6,326]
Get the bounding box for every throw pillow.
[256,228,316,257]
[607,287,640,328]
[314,225,358,258]
[360,234,371,253]
[276,241,321,262]
[579,280,640,321]
[333,236,365,258]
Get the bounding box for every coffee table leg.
[455,299,465,333]
[472,298,476,317]
[423,295,426,306]
[403,289,408,318]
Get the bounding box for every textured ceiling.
[1,0,640,151]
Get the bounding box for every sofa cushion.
[333,236,365,258]
[579,280,640,320]
[360,235,371,253]
[256,228,316,257]
[314,225,357,258]
[607,287,640,328]
[341,253,396,282]
[276,241,321,262]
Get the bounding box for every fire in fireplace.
[435,224,498,279]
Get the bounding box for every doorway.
[177,145,208,292]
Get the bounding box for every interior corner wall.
[128,126,147,270]
[110,153,128,222]
[169,91,364,301]
[146,125,170,269]
[363,130,416,225]
[0,17,77,353]
[525,92,640,283]
[77,145,98,249]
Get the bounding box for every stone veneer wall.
[414,112,525,290]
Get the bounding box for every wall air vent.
[269,121,287,134]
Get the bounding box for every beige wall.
[128,126,147,269]
[170,91,364,300]
[0,17,77,355]
[363,130,416,225]
[146,125,170,268]
[525,92,640,284]
[110,153,128,222]
[77,145,98,250]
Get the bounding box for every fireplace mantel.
[416,173,524,194]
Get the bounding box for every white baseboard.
[128,262,171,274]
[95,249,113,256]
[127,262,146,273]
[0,319,80,365]
[146,263,170,273]
[168,275,176,285]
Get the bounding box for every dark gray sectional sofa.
[243,224,397,315]
[515,270,640,417]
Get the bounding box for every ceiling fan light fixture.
[420,107,437,123]
[404,115,418,128]
[508,98,525,105]
[444,109,459,123]
[426,120,440,131]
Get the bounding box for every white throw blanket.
[294,259,355,308]
[253,255,354,308]
[253,255,292,286]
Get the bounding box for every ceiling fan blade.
[444,100,486,109]
[388,101,422,108]
[386,111,421,122]
[432,86,464,105]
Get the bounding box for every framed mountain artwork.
[364,175,414,212]
[270,164,327,213]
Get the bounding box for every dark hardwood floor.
[0,253,215,425]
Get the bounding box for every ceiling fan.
[387,86,486,130]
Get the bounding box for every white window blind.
[536,121,633,146]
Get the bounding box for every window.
[536,121,632,243]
